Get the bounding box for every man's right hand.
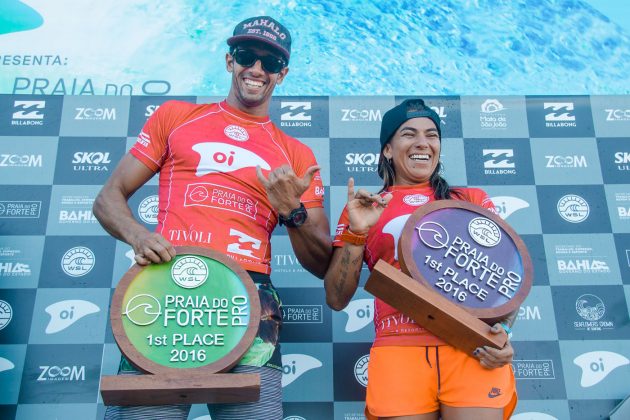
[130,230,177,265]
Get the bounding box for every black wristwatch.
[278,203,308,228]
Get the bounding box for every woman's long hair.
[377,154,464,200]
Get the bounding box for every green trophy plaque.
[100,246,261,406]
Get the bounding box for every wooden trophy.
[365,200,533,355]
[100,246,261,406]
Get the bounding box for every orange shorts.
[365,345,517,419]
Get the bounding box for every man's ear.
[275,66,289,85]
[226,52,234,73]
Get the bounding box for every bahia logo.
[573,351,629,387]
[491,196,529,219]
[575,294,605,322]
[468,217,501,247]
[44,299,100,334]
[38,365,86,382]
[0,262,31,276]
[74,107,116,121]
[124,294,162,326]
[382,214,412,261]
[138,195,159,224]
[0,300,13,330]
[61,246,96,277]
[171,256,208,288]
[193,143,271,176]
[512,414,558,420]
[281,353,322,387]
[557,194,589,223]
[342,298,374,333]
[223,125,249,142]
[354,354,370,387]
[0,356,15,373]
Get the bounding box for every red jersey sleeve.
[461,187,497,213]
[285,136,324,209]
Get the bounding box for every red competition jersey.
[333,183,496,346]
[130,100,324,274]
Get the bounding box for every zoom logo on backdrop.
[278,288,331,342]
[590,96,630,137]
[552,285,630,340]
[270,96,328,138]
[0,185,50,235]
[330,138,382,186]
[396,95,462,138]
[511,341,566,399]
[0,95,62,136]
[127,96,195,136]
[0,137,58,185]
[329,96,394,138]
[59,96,130,137]
[537,185,611,234]
[40,236,115,288]
[530,138,601,185]
[597,137,630,184]
[19,344,102,403]
[54,137,125,185]
[514,287,558,340]
[526,95,594,138]
[464,138,534,185]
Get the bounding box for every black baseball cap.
[227,16,291,62]
[379,99,442,149]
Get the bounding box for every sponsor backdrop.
[0,94,629,420]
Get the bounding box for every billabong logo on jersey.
[13,100,45,120]
[193,143,271,176]
[354,354,369,387]
[573,351,629,387]
[44,299,100,334]
[491,196,529,219]
[557,194,589,223]
[342,298,374,332]
[224,125,249,141]
[281,353,322,387]
[544,102,575,121]
[61,246,95,277]
[0,357,15,373]
[382,214,412,260]
[575,294,605,321]
[227,228,262,259]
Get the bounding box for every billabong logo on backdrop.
[227,228,261,259]
[171,256,208,288]
[342,298,373,332]
[12,100,45,126]
[341,108,382,122]
[483,149,515,174]
[138,195,158,224]
[557,194,589,223]
[124,294,162,326]
[193,143,271,176]
[512,359,556,379]
[74,107,116,121]
[605,108,630,121]
[0,154,42,168]
[38,365,86,381]
[545,155,587,168]
[479,99,507,129]
[575,294,605,321]
[283,305,323,324]
[491,196,529,219]
[544,102,577,127]
[281,354,322,387]
[468,217,501,247]
[573,351,629,387]
[61,246,95,277]
[354,354,369,387]
[44,299,100,334]
[382,214,412,260]
[512,413,558,420]
[72,152,111,171]
[223,125,249,141]
[0,357,15,373]
[280,102,312,127]
[0,300,13,330]
[0,201,41,218]
[403,194,429,206]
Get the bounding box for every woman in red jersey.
[325,99,517,420]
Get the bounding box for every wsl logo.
[171,256,208,288]
[0,300,13,331]
[354,354,370,387]
[468,217,501,247]
[557,194,589,223]
[138,195,159,224]
[574,351,629,387]
[61,246,95,277]
[12,100,45,126]
[483,149,516,175]
[280,102,312,127]
[44,299,100,334]
[544,102,577,127]
[281,354,322,387]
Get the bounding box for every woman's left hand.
[473,323,514,369]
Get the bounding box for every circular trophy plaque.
[110,246,261,375]
[399,200,533,324]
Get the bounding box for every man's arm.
[285,206,331,278]
[93,153,176,265]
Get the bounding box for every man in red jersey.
[95,16,331,420]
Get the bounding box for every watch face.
[292,210,307,226]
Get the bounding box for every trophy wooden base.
[365,260,507,355]
[100,373,260,406]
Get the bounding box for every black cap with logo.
[227,16,292,62]
[379,99,442,150]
